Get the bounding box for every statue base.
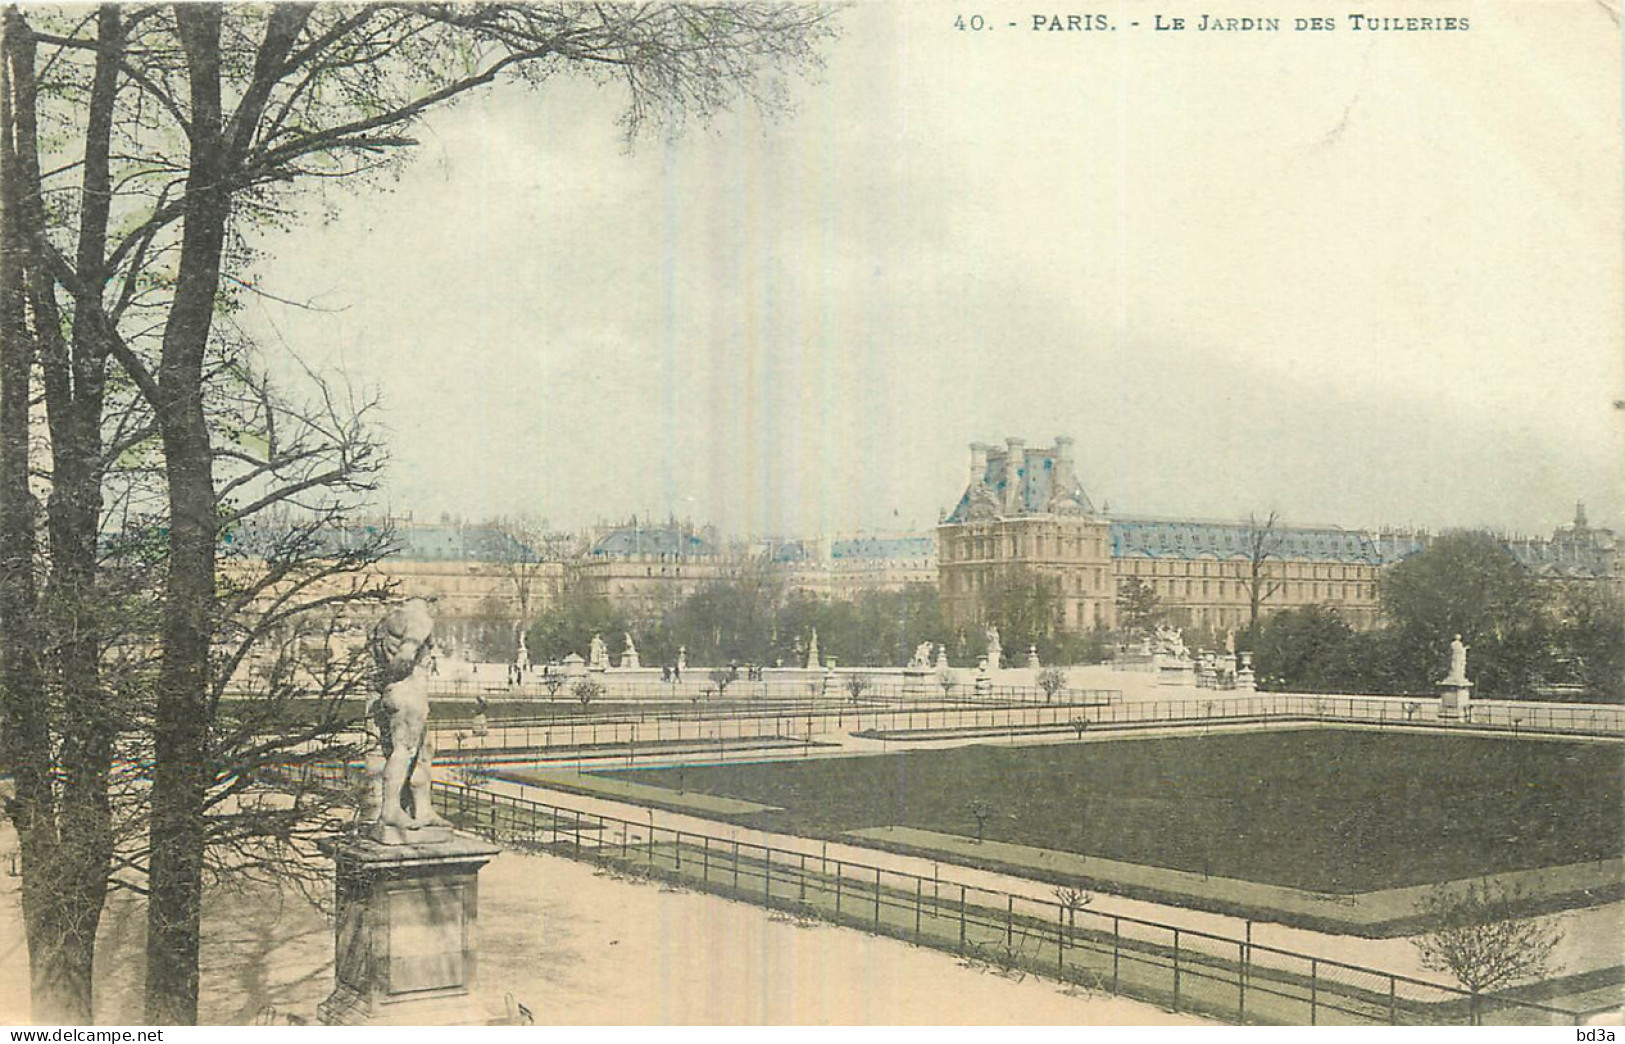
[1155,658,1196,687]
[317,832,503,1026]
[1438,678,1473,720]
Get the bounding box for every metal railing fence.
[430,780,1596,1027]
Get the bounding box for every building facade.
[939,437,1620,639]
[937,437,1117,632]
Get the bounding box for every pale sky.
[244,0,1625,540]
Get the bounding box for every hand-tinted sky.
[244,1,1624,540]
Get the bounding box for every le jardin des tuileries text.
[959,12,1473,31]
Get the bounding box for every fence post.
[875,868,882,928]
[915,878,923,944]
[763,846,772,905]
[574,813,582,853]
[675,830,682,871]
[835,861,842,915]
[1388,976,1397,1025]
[733,841,741,890]
[1172,928,1181,1012]
[1238,941,1247,1022]
[1113,916,1121,994]
[1058,906,1066,976]
[1006,895,1014,948]
[1310,958,1318,1025]
[959,886,968,953]
[703,835,710,883]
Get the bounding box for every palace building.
[938,437,1619,637]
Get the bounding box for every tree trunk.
[1,12,108,1023]
[38,5,122,1021]
[144,7,227,1024]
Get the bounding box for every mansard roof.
[1109,519,1383,564]
[945,441,1095,523]
[589,524,715,558]
[831,536,934,560]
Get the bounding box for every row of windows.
[943,569,1106,595]
[1144,577,1377,601]
[1126,559,1374,581]
[942,533,1108,562]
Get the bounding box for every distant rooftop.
[1110,519,1383,564]
[589,523,716,558]
[945,437,1095,523]
[831,536,934,561]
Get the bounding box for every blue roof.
[590,525,714,557]
[831,536,934,560]
[945,444,1095,523]
[1109,519,1382,564]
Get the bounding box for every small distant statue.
[366,599,449,837]
[1154,624,1188,660]
[1446,634,1469,683]
[515,630,530,672]
[912,641,934,669]
[985,625,1002,669]
[806,629,820,670]
[588,633,608,670]
[1027,644,1041,670]
[934,644,949,670]
[621,632,640,670]
[677,645,687,675]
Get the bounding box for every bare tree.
[1239,511,1286,635]
[485,514,570,658]
[572,677,604,709]
[1052,883,1093,950]
[844,672,871,703]
[1037,665,1068,702]
[1,3,840,1023]
[1412,879,1564,1024]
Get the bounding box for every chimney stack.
[1004,437,1026,512]
[969,442,990,488]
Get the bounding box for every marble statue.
[985,625,1002,669]
[806,629,820,669]
[621,632,640,670]
[588,632,608,670]
[935,645,949,670]
[1154,624,1188,659]
[911,641,934,669]
[677,645,688,673]
[515,630,530,672]
[1446,634,1469,683]
[366,598,449,838]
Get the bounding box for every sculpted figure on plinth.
[366,598,450,840]
[1446,634,1469,684]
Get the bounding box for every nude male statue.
[367,598,449,835]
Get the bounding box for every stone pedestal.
[1438,679,1473,720]
[1155,655,1195,688]
[318,833,502,1026]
